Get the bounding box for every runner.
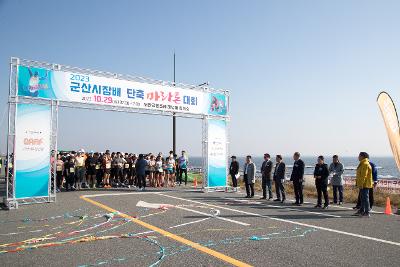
[87,152,99,188]
[114,153,126,187]
[155,155,164,187]
[149,155,156,187]
[124,153,132,187]
[145,154,151,186]
[103,150,112,188]
[166,155,176,187]
[131,154,137,187]
[74,150,87,190]
[65,155,76,191]
[56,154,64,192]
[178,151,189,186]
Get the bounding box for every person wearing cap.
[229,156,239,191]
[273,155,286,203]
[260,153,273,200]
[354,152,373,217]
[313,156,330,209]
[290,152,305,205]
[243,155,256,198]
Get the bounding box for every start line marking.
[82,191,249,226]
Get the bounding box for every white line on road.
[158,193,400,247]
[169,218,211,229]
[176,206,250,226]
[224,197,342,218]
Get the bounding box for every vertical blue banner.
[207,119,227,187]
[15,104,51,198]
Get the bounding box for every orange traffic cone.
[384,197,392,215]
[193,177,197,189]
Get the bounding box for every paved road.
[0,188,399,267]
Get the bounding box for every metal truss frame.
[5,57,230,208]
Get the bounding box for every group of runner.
[54,149,189,191]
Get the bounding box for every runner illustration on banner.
[27,68,49,97]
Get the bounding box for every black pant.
[262,176,272,198]
[56,171,63,189]
[316,180,329,206]
[356,187,374,209]
[293,180,303,204]
[332,185,343,203]
[116,168,124,184]
[245,182,254,197]
[137,174,146,188]
[274,179,285,200]
[230,172,238,187]
[67,174,75,189]
[179,168,188,185]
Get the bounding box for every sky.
[0,0,399,157]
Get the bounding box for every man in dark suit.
[290,152,305,205]
[273,155,286,203]
[260,153,273,200]
[229,156,239,191]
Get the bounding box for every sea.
[188,156,400,179]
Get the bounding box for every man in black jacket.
[229,156,239,191]
[273,155,286,203]
[291,152,305,205]
[313,156,330,209]
[260,153,273,199]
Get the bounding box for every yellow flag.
[377,92,400,172]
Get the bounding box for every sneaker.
[352,206,360,210]
[260,197,267,200]
[273,199,281,202]
[323,205,329,209]
[362,213,370,218]
[339,202,343,205]
[314,204,322,208]
[268,198,273,201]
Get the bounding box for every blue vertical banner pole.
[207,119,228,188]
[14,103,51,199]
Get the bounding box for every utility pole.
[172,52,176,155]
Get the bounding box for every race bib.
[125,164,129,169]
[106,163,111,169]
[56,166,62,171]
[95,165,100,170]
[70,168,75,173]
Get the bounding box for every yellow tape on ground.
[80,196,252,267]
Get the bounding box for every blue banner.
[17,65,228,117]
[14,104,51,198]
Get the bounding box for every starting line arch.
[5,57,230,209]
